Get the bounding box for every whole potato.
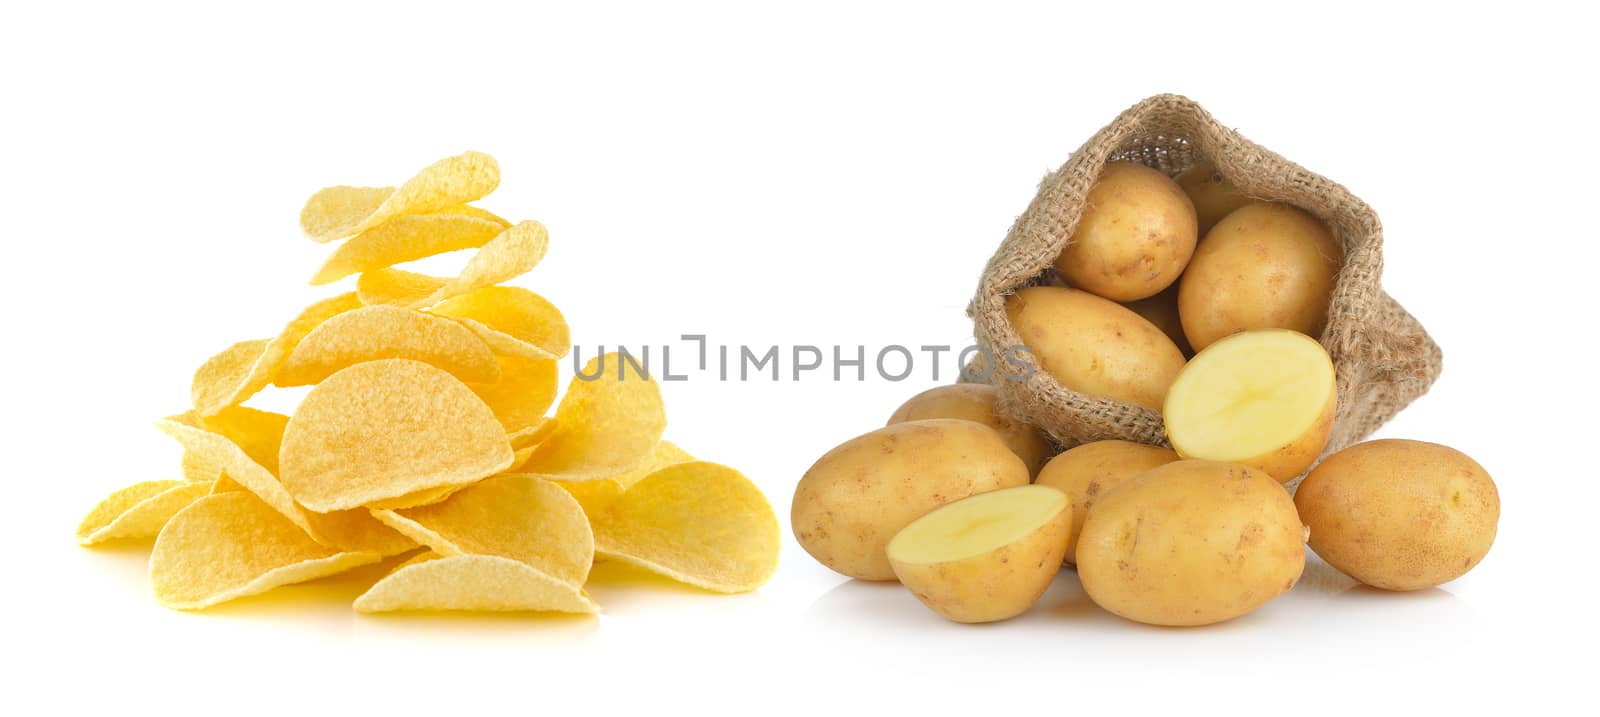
[1178,202,1343,352]
[792,419,1030,581]
[1005,286,1186,410]
[1033,440,1179,564]
[1121,285,1192,357]
[1054,162,1198,302]
[1174,161,1251,235]
[888,485,1071,623]
[1077,460,1306,626]
[1295,439,1499,591]
[887,384,1050,477]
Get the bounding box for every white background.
[4,1,1595,714]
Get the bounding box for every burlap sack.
[968,94,1442,461]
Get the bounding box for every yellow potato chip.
[301,152,501,243]
[438,204,508,225]
[150,492,382,610]
[431,286,571,360]
[467,355,557,432]
[355,220,548,308]
[611,440,696,489]
[593,461,779,593]
[181,449,220,483]
[372,473,593,585]
[363,484,461,511]
[275,305,500,387]
[310,212,511,285]
[77,480,210,545]
[353,553,596,614]
[519,353,666,481]
[157,417,413,555]
[279,359,513,512]
[180,406,290,472]
[553,478,625,519]
[507,417,559,449]
[191,292,363,415]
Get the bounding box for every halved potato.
[1163,329,1335,481]
[887,485,1070,623]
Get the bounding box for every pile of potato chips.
[78,152,780,613]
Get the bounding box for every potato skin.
[792,419,1030,581]
[1034,440,1179,564]
[1178,202,1343,352]
[1121,285,1192,357]
[887,384,1050,477]
[889,489,1071,623]
[1174,161,1251,235]
[1077,460,1305,626]
[1054,162,1198,302]
[1005,286,1186,410]
[1295,439,1499,591]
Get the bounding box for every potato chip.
[157,416,413,555]
[192,292,363,415]
[431,286,571,361]
[353,553,596,614]
[279,359,513,512]
[301,152,501,243]
[181,449,220,483]
[363,484,461,511]
[275,305,500,387]
[179,406,290,472]
[611,440,696,489]
[593,461,779,593]
[150,492,382,610]
[310,212,511,285]
[507,417,559,449]
[467,355,557,432]
[355,220,548,308]
[76,480,210,545]
[210,474,244,494]
[553,478,625,519]
[519,353,666,481]
[372,473,592,586]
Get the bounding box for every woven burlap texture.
[968,93,1442,460]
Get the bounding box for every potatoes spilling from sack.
[78,152,780,615]
[793,160,1498,626]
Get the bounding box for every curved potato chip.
[275,305,500,387]
[301,152,501,243]
[431,286,571,360]
[353,553,596,614]
[372,473,593,585]
[364,484,462,511]
[279,359,513,512]
[157,417,413,555]
[181,449,220,483]
[553,478,624,519]
[310,213,511,285]
[150,492,382,610]
[439,204,508,225]
[593,461,779,593]
[181,406,290,472]
[507,417,559,449]
[355,220,548,308]
[192,292,363,415]
[77,480,210,545]
[191,339,270,415]
[467,355,557,432]
[520,353,666,481]
[611,440,696,489]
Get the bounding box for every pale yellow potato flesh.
[1053,162,1198,302]
[1163,329,1335,481]
[1295,439,1499,591]
[1005,286,1186,410]
[888,485,1071,623]
[1178,201,1343,352]
[887,383,1050,477]
[1033,440,1179,564]
[792,419,1030,581]
[1174,161,1251,235]
[1076,460,1305,626]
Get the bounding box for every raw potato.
[1033,440,1179,564]
[1295,439,1499,591]
[887,485,1071,623]
[887,384,1050,477]
[1121,285,1192,356]
[1163,329,1335,481]
[1076,460,1305,626]
[1054,162,1198,302]
[1174,161,1250,235]
[792,419,1030,581]
[1178,201,1343,351]
[1005,286,1186,410]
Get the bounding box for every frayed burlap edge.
[967,93,1442,464]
